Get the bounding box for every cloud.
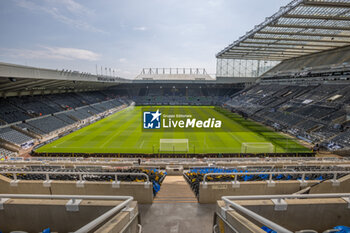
[119,58,127,63]
[1,46,101,61]
[13,0,103,33]
[133,26,148,31]
[49,0,93,15]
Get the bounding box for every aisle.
[153,176,197,203]
[139,176,216,233]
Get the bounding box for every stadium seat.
[2,167,166,195]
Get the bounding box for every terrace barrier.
[202,170,350,188]
[0,194,135,233]
[0,170,150,188]
[217,193,350,233]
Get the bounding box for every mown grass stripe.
[36,106,310,154]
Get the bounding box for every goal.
[241,142,275,153]
[159,139,189,152]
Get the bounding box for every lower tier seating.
[2,167,166,195]
[184,167,350,196]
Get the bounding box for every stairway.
[139,176,216,233]
[154,176,197,203]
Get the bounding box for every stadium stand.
[0,98,31,124]
[16,122,46,136]
[215,194,350,233]
[2,0,350,232]
[7,96,61,117]
[0,89,131,158]
[67,107,94,121]
[225,82,350,150]
[48,93,85,109]
[25,115,70,135]
[0,126,35,148]
[54,111,77,124]
[0,91,127,124]
[184,166,350,197]
[1,166,166,195]
[0,147,16,157]
[0,194,141,233]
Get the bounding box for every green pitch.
[35,106,310,154]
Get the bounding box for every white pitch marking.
[100,131,122,148]
[139,140,145,148]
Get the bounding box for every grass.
[35,106,310,154]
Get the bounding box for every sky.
[0,0,291,79]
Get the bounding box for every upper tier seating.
[7,96,61,116]
[77,92,107,104]
[0,99,31,123]
[134,96,228,106]
[48,93,85,109]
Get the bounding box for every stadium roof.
[135,68,214,80]
[0,62,127,97]
[216,0,350,61]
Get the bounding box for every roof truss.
[217,0,350,60]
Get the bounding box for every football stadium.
[1,0,350,233]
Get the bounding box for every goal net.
[159,139,189,152]
[241,142,275,153]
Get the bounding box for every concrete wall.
[95,201,139,233]
[215,161,350,167]
[216,198,350,232]
[0,199,139,233]
[0,175,153,204]
[199,180,319,203]
[309,174,350,194]
[215,201,265,233]
[0,161,135,167]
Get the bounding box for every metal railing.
[2,157,350,165]
[0,194,134,233]
[219,193,350,233]
[6,157,350,162]
[0,170,150,183]
[202,170,350,184]
[138,224,142,233]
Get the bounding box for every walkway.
[153,176,197,203]
[139,176,216,233]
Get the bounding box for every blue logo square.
[143,110,161,129]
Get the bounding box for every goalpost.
[241,142,275,153]
[159,139,189,153]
